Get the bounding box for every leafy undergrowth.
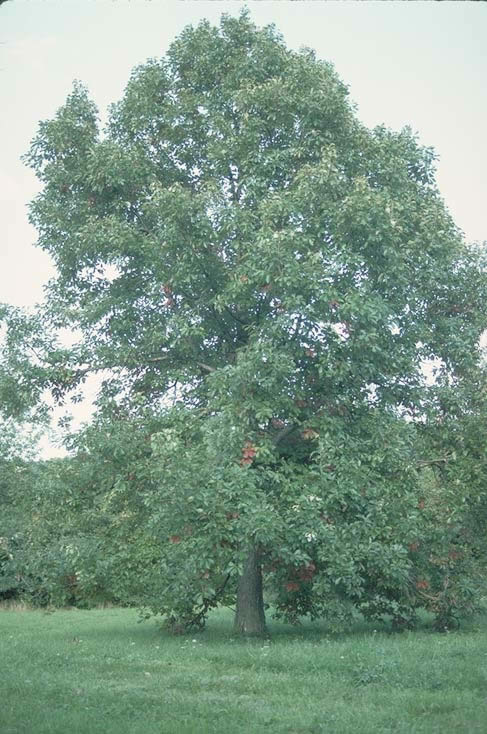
[1,607,487,734]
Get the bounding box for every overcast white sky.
[1,0,486,456]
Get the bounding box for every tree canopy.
[2,11,486,634]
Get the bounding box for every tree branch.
[272,424,297,446]
[415,457,451,468]
[197,362,216,373]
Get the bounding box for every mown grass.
[1,606,487,734]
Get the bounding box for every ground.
[1,605,486,733]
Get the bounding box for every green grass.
[1,606,487,734]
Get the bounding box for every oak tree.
[13,11,487,634]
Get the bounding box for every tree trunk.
[234,543,267,637]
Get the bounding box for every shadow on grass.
[3,600,485,645]
[195,605,487,644]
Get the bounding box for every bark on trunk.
[234,544,267,637]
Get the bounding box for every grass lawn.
[1,605,487,734]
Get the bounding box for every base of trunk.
[234,544,267,637]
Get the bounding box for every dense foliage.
[1,12,486,633]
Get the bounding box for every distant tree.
[3,11,486,634]
[0,416,41,601]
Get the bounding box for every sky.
[1,0,486,456]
